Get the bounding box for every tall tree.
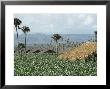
[14,18,22,48]
[51,34,62,56]
[21,26,30,52]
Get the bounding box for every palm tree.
[14,18,22,48]
[21,26,30,52]
[51,34,62,56]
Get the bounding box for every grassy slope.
[59,42,97,61]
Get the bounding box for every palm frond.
[14,18,22,27]
[21,26,30,33]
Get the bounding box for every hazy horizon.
[14,32,94,35]
[14,34,95,46]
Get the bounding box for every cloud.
[84,15,94,25]
[14,14,97,34]
[78,14,87,19]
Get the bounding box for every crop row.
[14,53,97,76]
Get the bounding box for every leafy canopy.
[21,26,30,34]
[14,18,22,28]
[51,34,62,42]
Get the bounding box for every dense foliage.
[14,53,97,76]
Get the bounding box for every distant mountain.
[14,33,95,46]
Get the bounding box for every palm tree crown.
[14,18,22,29]
[51,34,62,42]
[21,26,30,33]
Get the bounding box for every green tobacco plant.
[14,53,97,76]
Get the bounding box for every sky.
[14,14,97,34]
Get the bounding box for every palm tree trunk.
[56,41,58,56]
[16,27,19,53]
[25,33,27,52]
[16,28,19,45]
